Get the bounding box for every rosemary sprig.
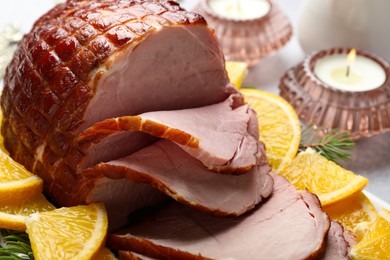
[0,230,33,260]
[299,125,355,163]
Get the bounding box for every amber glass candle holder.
[279,48,390,140]
[197,0,292,66]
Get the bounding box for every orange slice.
[240,88,301,172]
[226,61,248,88]
[26,203,108,260]
[0,148,43,204]
[324,192,378,238]
[280,148,368,206]
[92,247,116,260]
[0,193,55,231]
[350,209,390,259]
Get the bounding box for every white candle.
[208,0,271,20]
[314,52,386,92]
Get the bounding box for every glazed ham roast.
[1,0,272,223]
[1,0,340,258]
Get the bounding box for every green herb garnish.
[299,125,355,163]
[0,230,33,260]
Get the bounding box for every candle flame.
[347,48,357,65]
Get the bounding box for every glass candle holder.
[279,48,390,140]
[197,0,292,66]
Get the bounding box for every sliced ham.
[77,131,159,171]
[77,93,261,173]
[1,0,276,245]
[108,174,330,260]
[78,140,272,223]
[0,1,338,257]
[0,0,231,207]
[321,221,356,260]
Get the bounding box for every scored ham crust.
[1,0,233,207]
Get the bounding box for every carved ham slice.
[108,174,330,260]
[1,0,231,207]
[321,221,356,260]
[77,93,261,173]
[77,140,272,228]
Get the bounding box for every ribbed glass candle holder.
[197,0,292,66]
[279,48,390,140]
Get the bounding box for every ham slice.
[1,0,231,207]
[108,174,330,260]
[78,140,272,225]
[77,93,261,173]
[321,221,356,260]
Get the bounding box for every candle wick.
[346,66,350,77]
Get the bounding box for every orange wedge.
[0,193,55,231]
[226,61,248,88]
[26,203,108,260]
[240,89,301,172]
[350,209,390,259]
[324,192,378,238]
[92,247,116,260]
[0,148,43,204]
[280,148,368,206]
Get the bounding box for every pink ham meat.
[321,221,356,260]
[77,93,261,173]
[108,174,330,260]
[0,0,233,207]
[78,140,273,227]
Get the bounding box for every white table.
[0,0,389,204]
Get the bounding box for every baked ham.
[79,140,273,227]
[0,0,338,258]
[1,0,272,228]
[321,222,356,260]
[77,93,262,173]
[2,0,225,202]
[108,174,330,260]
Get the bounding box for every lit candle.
[314,49,386,92]
[208,0,271,20]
